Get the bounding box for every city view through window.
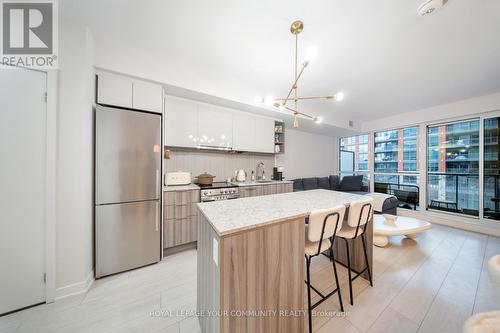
[427,120,479,216]
[484,117,500,220]
[373,126,419,210]
[338,117,500,220]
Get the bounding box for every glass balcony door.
[484,116,500,221]
[426,119,480,217]
[339,134,371,184]
[373,126,420,210]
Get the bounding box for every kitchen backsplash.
[165,148,276,182]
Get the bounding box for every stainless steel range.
[199,182,239,202]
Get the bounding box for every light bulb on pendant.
[305,46,318,63]
[254,96,263,104]
[334,92,345,101]
[293,114,299,128]
[264,96,275,106]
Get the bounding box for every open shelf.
[274,121,285,154]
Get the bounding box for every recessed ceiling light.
[314,116,323,124]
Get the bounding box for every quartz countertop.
[231,180,293,187]
[163,183,200,192]
[197,189,367,236]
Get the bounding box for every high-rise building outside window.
[427,119,480,216]
[373,126,420,210]
[339,134,370,172]
[339,134,371,183]
[484,117,500,221]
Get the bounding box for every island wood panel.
[197,213,221,333]
[220,218,305,333]
[333,211,373,280]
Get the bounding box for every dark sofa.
[293,175,398,215]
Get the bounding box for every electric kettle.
[235,169,246,182]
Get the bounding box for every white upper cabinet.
[163,95,277,153]
[233,112,255,152]
[97,72,133,108]
[97,71,163,113]
[197,104,233,149]
[164,96,198,148]
[254,117,275,153]
[132,80,163,113]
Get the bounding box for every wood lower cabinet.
[164,189,199,249]
[239,182,293,198]
[164,183,292,248]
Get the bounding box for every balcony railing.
[427,172,479,216]
[374,182,420,210]
[374,173,420,210]
[484,174,500,221]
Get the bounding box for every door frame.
[44,69,57,303]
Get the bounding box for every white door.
[0,67,47,314]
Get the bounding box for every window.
[427,119,480,216]
[373,126,420,210]
[339,134,370,172]
[484,117,500,221]
[373,127,419,173]
[339,134,371,183]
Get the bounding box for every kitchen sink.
[255,180,274,183]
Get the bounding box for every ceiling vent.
[418,0,449,16]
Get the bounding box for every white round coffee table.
[373,215,432,247]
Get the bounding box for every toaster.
[165,172,192,186]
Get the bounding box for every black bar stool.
[304,204,346,333]
[336,197,374,306]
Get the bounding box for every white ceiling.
[63,0,500,130]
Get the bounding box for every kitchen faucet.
[256,162,265,180]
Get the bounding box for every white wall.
[362,92,500,132]
[55,14,95,296]
[275,129,337,180]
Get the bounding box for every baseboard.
[54,269,94,301]
[397,208,500,237]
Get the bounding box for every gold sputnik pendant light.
[257,20,344,128]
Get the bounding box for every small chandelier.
[257,20,344,128]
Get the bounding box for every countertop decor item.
[256,20,344,128]
[197,172,215,185]
[382,213,398,226]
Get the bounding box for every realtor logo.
[1,0,58,68]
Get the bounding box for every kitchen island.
[196,189,373,333]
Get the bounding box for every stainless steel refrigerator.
[95,105,161,278]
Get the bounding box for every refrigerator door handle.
[155,169,160,198]
[155,201,159,232]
